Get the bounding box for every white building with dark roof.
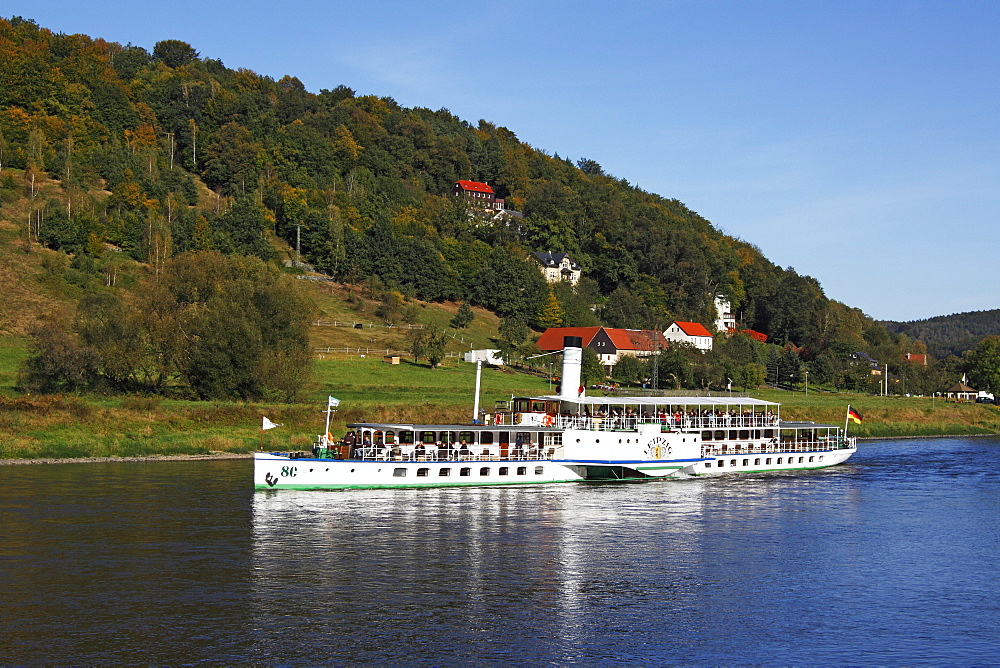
[532,252,582,285]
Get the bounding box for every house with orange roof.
[452,180,505,212]
[663,321,714,352]
[536,326,667,370]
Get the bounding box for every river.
[1,437,998,663]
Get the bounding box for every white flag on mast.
[262,416,282,431]
[328,396,340,408]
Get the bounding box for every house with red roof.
[536,326,667,370]
[663,321,714,352]
[452,180,505,212]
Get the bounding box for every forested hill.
[882,310,1000,359]
[1,16,900,369]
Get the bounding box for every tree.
[425,326,449,368]
[152,40,199,68]
[450,302,474,329]
[968,336,1000,397]
[537,290,563,328]
[580,347,606,387]
[612,354,643,386]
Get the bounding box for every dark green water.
[2,438,999,663]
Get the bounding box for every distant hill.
[881,310,1000,359]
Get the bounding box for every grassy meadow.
[2,337,999,461]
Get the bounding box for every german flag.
[847,406,864,424]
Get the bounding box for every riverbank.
[0,452,254,466]
[2,357,998,462]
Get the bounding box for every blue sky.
[7,0,999,322]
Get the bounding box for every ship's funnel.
[560,336,584,401]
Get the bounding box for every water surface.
[1,438,998,663]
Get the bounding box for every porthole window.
[480,467,490,476]
[799,457,804,463]
[742,459,748,466]
[730,459,736,467]
[499,467,509,476]
[393,468,407,477]
[754,458,760,465]
[517,467,527,475]
[777,457,783,464]
[809,456,815,462]
[819,455,824,462]
[460,467,471,476]
[439,468,451,476]
[417,468,429,477]
[705,462,712,468]
[765,458,772,465]
[534,466,544,475]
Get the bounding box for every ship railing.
[346,446,560,462]
[700,438,855,457]
[551,415,780,432]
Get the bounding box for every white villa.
[532,252,582,286]
[663,321,714,353]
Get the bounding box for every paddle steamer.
[254,337,856,489]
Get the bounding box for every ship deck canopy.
[529,395,779,408]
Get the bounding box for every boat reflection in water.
[249,466,863,661]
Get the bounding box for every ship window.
[531,400,547,412]
[480,467,490,476]
[809,456,815,462]
[715,431,725,441]
[765,458,772,465]
[393,468,407,477]
[730,459,737,467]
[417,468,429,477]
[535,466,544,475]
[764,429,774,438]
[514,399,530,412]
[752,430,761,439]
[702,431,713,441]
[420,431,436,444]
[799,457,804,463]
[499,467,509,476]
[439,468,451,476]
[729,430,738,440]
[373,430,384,444]
[399,431,414,444]
[819,455,824,461]
[743,459,749,466]
[739,430,750,440]
[718,460,724,467]
[459,431,474,444]
[480,432,494,444]
[777,458,783,464]
[517,467,527,475]
[705,462,712,468]
[754,458,760,465]
[460,467,471,476]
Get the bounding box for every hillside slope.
[881,310,1000,359]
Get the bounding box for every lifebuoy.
[494,413,502,425]
[542,414,555,427]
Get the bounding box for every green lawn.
[2,352,998,461]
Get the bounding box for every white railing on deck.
[324,445,565,462]
[490,414,781,431]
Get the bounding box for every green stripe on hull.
[255,478,584,490]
